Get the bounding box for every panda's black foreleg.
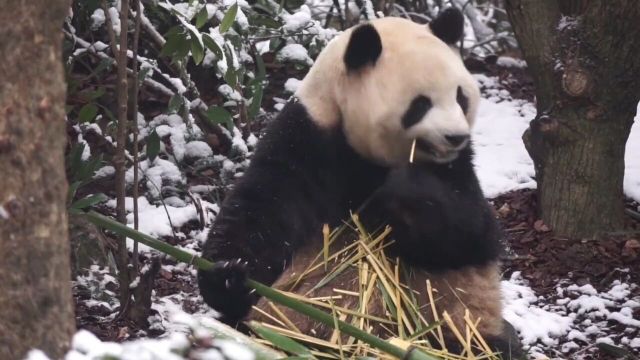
[198,102,343,326]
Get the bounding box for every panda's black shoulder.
[237,99,387,221]
[250,100,331,162]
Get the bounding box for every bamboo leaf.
[195,6,209,28]
[202,33,223,58]
[249,322,315,358]
[220,3,238,33]
[223,44,237,87]
[248,14,282,29]
[269,37,282,52]
[67,143,86,176]
[225,67,237,88]
[78,103,99,123]
[67,181,82,205]
[255,53,266,81]
[147,129,161,163]
[168,94,184,114]
[70,193,108,211]
[160,32,187,58]
[77,154,103,183]
[174,35,192,61]
[190,36,205,65]
[248,82,263,119]
[206,106,234,130]
[80,88,105,102]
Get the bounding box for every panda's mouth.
[414,139,459,163]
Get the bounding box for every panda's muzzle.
[414,137,466,163]
[444,134,469,148]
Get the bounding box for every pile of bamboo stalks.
[252,214,501,360]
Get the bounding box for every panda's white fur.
[297,17,481,165]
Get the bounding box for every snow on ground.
[502,273,573,347]
[472,74,537,198]
[103,196,218,255]
[502,272,640,358]
[471,75,640,203]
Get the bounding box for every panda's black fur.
[370,147,502,270]
[198,9,523,359]
[199,101,388,323]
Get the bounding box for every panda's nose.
[444,134,469,148]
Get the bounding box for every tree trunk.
[0,1,75,359]
[505,0,640,238]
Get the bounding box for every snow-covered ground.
[50,74,639,360]
[472,74,640,202]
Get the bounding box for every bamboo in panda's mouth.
[409,138,417,163]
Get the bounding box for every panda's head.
[296,9,480,165]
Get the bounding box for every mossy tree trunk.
[505,1,640,238]
[0,0,75,358]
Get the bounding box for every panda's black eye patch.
[402,96,432,129]
[457,86,469,114]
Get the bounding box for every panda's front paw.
[382,165,442,198]
[378,165,444,216]
[197,259,254,326]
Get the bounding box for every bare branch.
[131,0,142,273]
[101,0,120,61]
[114,0,131,315]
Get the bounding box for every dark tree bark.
[0,1,75,359]
[505,1,640,238]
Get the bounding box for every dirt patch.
[495,189,640,295]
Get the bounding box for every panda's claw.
[198,258,253,326]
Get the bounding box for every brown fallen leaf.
[533,219,551,233]
[117,326,130,341]
[624,239,640,249]
[159,268,173,280]
[622,239,639,258]
[497,203,511,217]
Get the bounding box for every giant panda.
[198,8,522,358]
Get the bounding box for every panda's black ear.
[344,23,382,71]
[429,7,464,45]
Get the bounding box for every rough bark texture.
[505,1,640,237]
[0,1,75,359]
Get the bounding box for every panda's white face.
[296,14,481,166]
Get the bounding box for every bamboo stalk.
[427,280,446,349]
[83,210,439,360]
[410,139,417,163]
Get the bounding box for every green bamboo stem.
[83,210,439,360]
